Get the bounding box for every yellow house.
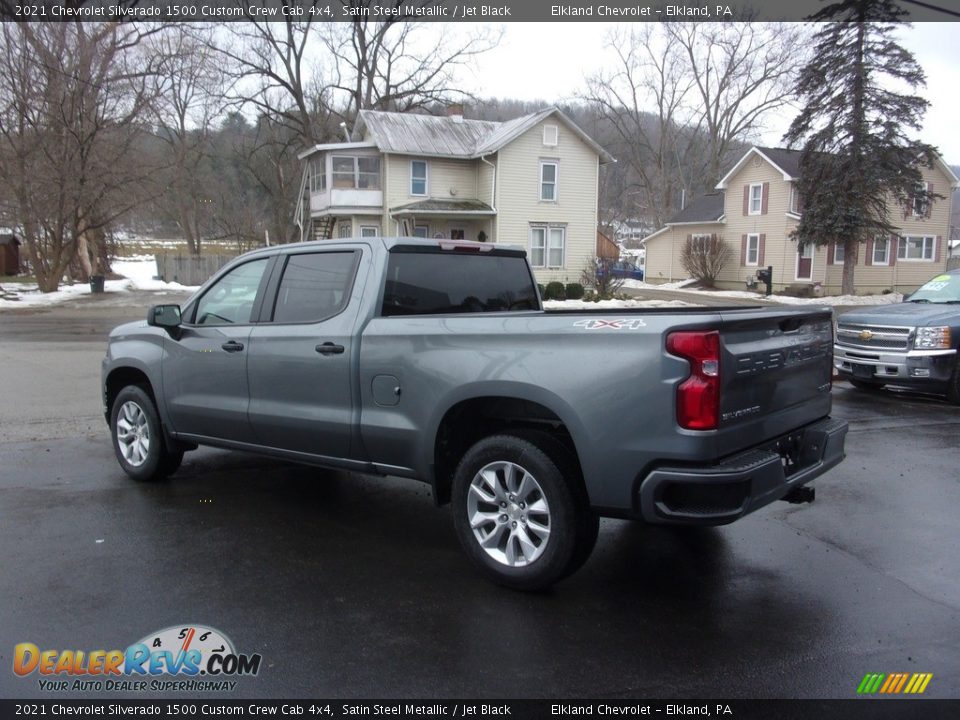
[296,106,614,283]
[643,146,959,294]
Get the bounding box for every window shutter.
[903,193,912,220]
[865,238,873,266]
[741,234,747,265]
[889,235,897,266]
[742,186,749,216]
[761,182,769,215]
[926,182,934,218]
[827,242,835,266]
[758,234,766,265]
[934,236,941,263]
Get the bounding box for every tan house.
[296,106,614,283]
[643,146,960,294]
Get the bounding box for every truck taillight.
[666,330,720,431]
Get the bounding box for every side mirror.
[148,304,181,330]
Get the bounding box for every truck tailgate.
[717,307,834,437]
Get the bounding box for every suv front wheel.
[110,385,183,481]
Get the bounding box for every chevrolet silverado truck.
[835,268,960,403]
[102,238,847,590]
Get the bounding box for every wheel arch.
[429,384,590,506]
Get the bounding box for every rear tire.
[452,432,596,591]
[110,385,182,482]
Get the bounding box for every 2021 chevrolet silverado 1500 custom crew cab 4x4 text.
[103,238,848,590]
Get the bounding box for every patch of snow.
[0,259,199,309]
[620,278,905,306]
[544,298,698,309]
[622,278,699,290]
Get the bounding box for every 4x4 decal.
[573,319,646,330]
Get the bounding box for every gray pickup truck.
[835,268,960,403]
[102,238,847,589]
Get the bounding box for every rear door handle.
[315,342,345,355]
[221,341,245,353]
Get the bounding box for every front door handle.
[315,342,345,355]
[221,340,245,353]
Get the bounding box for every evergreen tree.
[784,0,941,295]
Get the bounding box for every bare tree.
[149,27,226,255]
[0,22,164,292]
[320,10,501,119]
[586,25,703,229]
[680,235,732,287]
[667,22,811,187]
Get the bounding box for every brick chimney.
[446,103,464,123]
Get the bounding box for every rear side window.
[272,251,358,323]
[382,251,538,316]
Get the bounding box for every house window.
[413,224,429,238]
[898,236,935,261]
[873,237,889,265]
[789,185,800,214]
[309,158,326,192]
[912,183,929,217]
[410,160,428,196]
[833,244,845,264]
[543,125,558,146]
[450,228,465,240]
[360,225,379,238]
[690,234,714,253]
[529,225,565,268]
[540,161,558,202]
[745,234,760,266]
[749,184,763,215]
[330,156,380,190]
[338,222,352,238]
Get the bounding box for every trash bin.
[90,275,105,294]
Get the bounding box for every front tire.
[110,385,181,482]
[452,433,594,591]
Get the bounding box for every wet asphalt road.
[1,298,959,700]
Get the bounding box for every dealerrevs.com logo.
[13,625,262,692]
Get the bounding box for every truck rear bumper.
[636,417,848,525]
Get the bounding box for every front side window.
[411,160,428,196]
[195,258,269,326]
[413,224,429,238]
[749,184,763,215]
[898,236,935,261]
[332,156,356,189]
[834,244,845,264]
[271,252,358,324]
[540,162,558,202]
[746,234,760,266]
[873,237,889,265]
[309,158,326,193]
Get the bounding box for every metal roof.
[351,107,615,163]
[389,199,496,216]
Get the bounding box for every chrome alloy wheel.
[116,400,151,468]
[466,460,551,567]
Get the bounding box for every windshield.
[907,273,960,303]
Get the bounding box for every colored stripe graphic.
[857,673,933,694]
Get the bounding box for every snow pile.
[0,258,199,309]
[621,278,904,306]
[622,278,699,290]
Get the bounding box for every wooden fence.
[155,254,235,287]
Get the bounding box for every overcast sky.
[456,22,960,166]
